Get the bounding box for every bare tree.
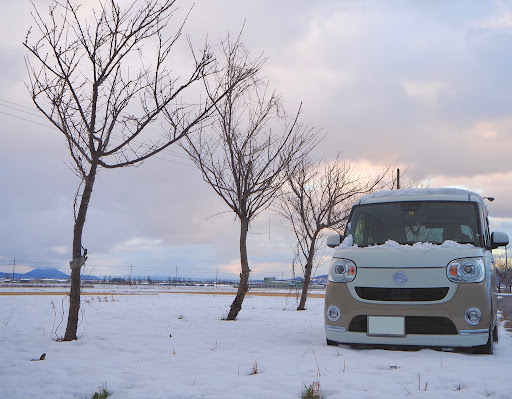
[24,0,257,340]
[278,156,386,310]
[181,41,318,320]
[496,250,510,293]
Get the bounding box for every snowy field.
[1,288,512,399]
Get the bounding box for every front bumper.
[324,282,492,348]
[325,325,489,347]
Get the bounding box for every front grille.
[355,287,449,301]
[348,315,457,335]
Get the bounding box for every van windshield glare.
[347,201,482,247]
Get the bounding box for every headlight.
[328,258,356,283]
[447,258,485,283]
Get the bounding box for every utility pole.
[215,268,218,287]
[506,245,509,293]
[175,266,178,284]
[396,168,400,190]
[129,265,133,286]
[12,258,15,283]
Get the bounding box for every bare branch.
[181,39,319,319]
[24,0,257,339]
[276,154,390,309]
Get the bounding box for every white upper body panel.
[357,188,486,208]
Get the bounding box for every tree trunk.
[297,235,318,311]
[63,160,98,341]
[226,217,250,320]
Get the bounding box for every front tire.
[473,330,494,355]
[492,323,498,342]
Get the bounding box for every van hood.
[332,243,485,268]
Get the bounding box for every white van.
[325,188,509,354]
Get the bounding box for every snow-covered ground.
[1,288,511,399]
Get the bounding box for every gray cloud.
[1,0,511,278]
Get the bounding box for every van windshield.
[346,201,481,247]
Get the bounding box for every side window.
[478,205,490,248]
[485,217,491,247]
[354,213,370,246]
[353,212,380,246]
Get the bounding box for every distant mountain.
[23,268,69,279]
[2,272,23,280]
[1,267,100,281]
[311,274,328,284]
[82,273,101,281]
[288,275,327,284]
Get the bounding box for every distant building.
[263,277,303,289]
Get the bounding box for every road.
[499,294,512,332]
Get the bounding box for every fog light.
[327,305,341,322]
[465,308,482,325]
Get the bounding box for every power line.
[0,257,298,278]
[0,98,40,111]
[0,97,196,168]
[0,110,54,129]
[0,99,47,118]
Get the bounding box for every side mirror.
[326,234,342,248]
[491,231,509,249]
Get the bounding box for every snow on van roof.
[357,187,486,205]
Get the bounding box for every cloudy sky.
[1,0,511,281]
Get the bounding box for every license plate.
[367,316,405,336]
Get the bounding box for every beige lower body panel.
[325,281,494,348]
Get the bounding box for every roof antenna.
[483,197,495,202]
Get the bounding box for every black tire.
[473,330,494,355]
[326,338,339,346]
[492,323,499,342]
